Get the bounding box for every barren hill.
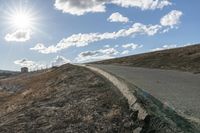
[93,44,200,73]
[0,64,136,132]
[0,64,198,132]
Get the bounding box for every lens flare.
[11,12,32,29]
[6,7,37,30]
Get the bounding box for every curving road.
[91,64,200,122]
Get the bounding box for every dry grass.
[93,44,200,73]
[0,64,135,133]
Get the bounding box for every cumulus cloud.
[80,48,118,57]
[31,23,162,54]
[112,0,172,10]
[76,55,113,63]
[54,0,172,15]
[183,43,193,47]
[14,56,71,70]
[79,51,99,57]
[30,43,59,54]
[115,45,119,48]
[151,43,195,52]
[120,43,143,55]
[75,47,118,63]
[104,45,110,48]
[54,0,107,16]
[52,56,71,66]
[160,10,183,27]
[5,29,31,42]
[99,48,119,55]
[151,44,177,51]
[122,43,143,50]
[14,59,45,70]
[121,50,129,55]
[107,12,129,23]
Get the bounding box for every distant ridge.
[0,70,17,73]
[0,70,18,79]
[92,44,200,73]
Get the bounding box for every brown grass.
[93,44,200,73]
[0,64,135,132]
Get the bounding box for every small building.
[21,67,28,73]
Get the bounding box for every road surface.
[91,64,200,122]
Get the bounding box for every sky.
[0,0,200,71]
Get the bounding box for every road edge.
[80,64,200,133]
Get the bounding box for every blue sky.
[0,0,199,71]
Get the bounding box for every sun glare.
[12,12,32,29]
[7,8,36,30]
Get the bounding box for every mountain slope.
[93,44,200,73]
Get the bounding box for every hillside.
[0,64,137,132]
[0,64,199,132]
[93,44,200,73]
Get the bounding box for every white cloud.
[154,45,175,51]
[121,43,142,55]
[30,43,45,50]
[14,56,71,70]
[183,43,193,47]
[160,10,183,27]
[14,59,45,70]
[121,50,129,55]
[122,43,143,50]
[107,12,129,23]
[115,45,119,48]
[54,0,107,16]
[30,43,59,54]
[5,29,31,42]
[79,47,118,57]
[151,44,177,51]
[75,47,118,63]
[161,27,171,33]
[104,45,110,48]
[112,0,171,10]
[54,0,172,15]
[79,51,99,57]
[76,55,113,63]
[52,56,71,66]
[151,43,196,52]
[31,22,162,54]
[99,48,119,55]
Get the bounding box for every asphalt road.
[91,64,200,121]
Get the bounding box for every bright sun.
[12,12,32,29]
[8,8,36,30]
